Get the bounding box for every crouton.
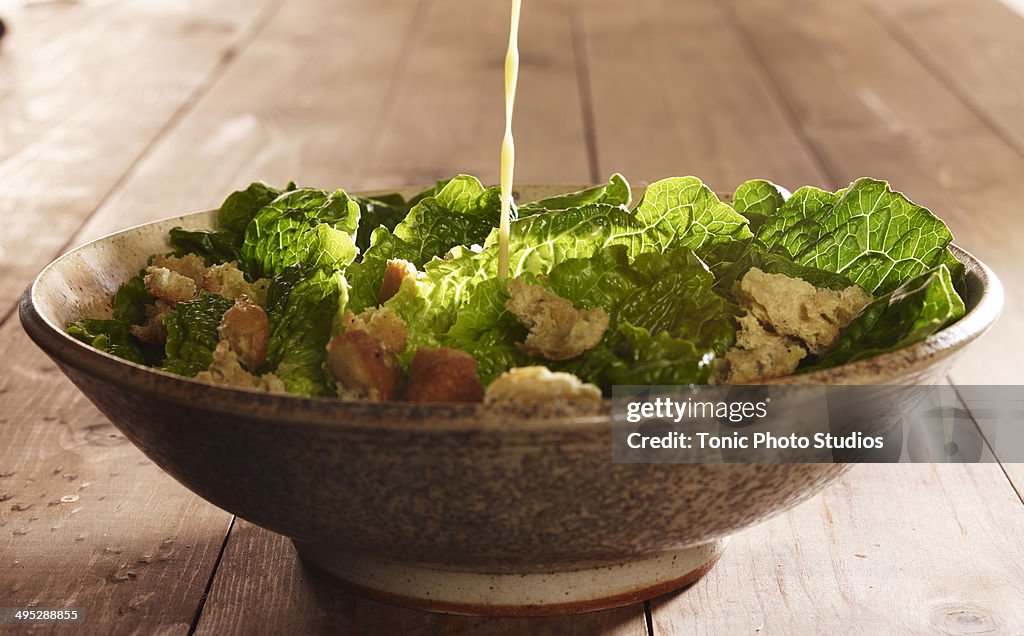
[196,341,285,392]
[734,268,871,355]
[129,299,174,344]
[378,259,417,304]
[218,294,270,371]
[485,366,602,405]
[150,253,207,287]
[203,261,269,305]
[342,307,408,353]
[404,347,484,403]
[326,330,402,401]
[505,277,609,361]
[715,313,808,384]
[144,266,197,304]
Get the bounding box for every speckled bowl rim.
[20,191,1003,433]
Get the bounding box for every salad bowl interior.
[19,185,1002,615]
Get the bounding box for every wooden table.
[2,0,1023,633]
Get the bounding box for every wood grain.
[858,0,1024,158]
[0,0,280,318]
[575,0,827,192]
[650,464,1024,635]
[192,520,647,636]
[719,0,1024,385]
[355,0,592,189]
[0,317,234,635]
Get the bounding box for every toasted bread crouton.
[485,366,602,405]
[203,261,269,305]
[342,307,408,353]
[144,266,197,304]
[378,259,417,304]
[326,330,402,401]
[129,299,175,344]
[150,253,207,287]
[734,268,871,355]
[505,277,609,361]
[218,294,270,371]
[196,341,285,392]
[404,347,484,403]
[715,313,807,384]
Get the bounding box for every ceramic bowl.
[19,185,1002,616]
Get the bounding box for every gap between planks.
[0,0,287,334]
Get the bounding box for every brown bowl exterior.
[19,186,1002,573]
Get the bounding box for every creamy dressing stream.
[497,0,522,280]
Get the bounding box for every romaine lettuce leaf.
[755,185,839,250]
[558,323,715,391]
[112,274,154,326]
[632,176,753,255]
[168,181,295,266]
[753,179,955,295]
[353,193,409,253]
[546,245,736,355]
[805,265,965,371]
[217,181,293,237]
[161,292,235,377]
[439,277,528,383]
[168,227,241,265]
[265,270,348,396]
[391,175,501,264]
[67,319,147,365]
[241,188,360,278]
[704,239,857,293]
[731,179,786,234]
[347,176,503,313]
[519,174,631,213]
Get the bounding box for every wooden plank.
[650,464,1024,634]
[859,0,1024,158]
[0,318,234,635]
[0,0,281,317]
[0,1,288,633]
[575,0,828,192]
[715,0,1024,385]
[354,0,593,189]
[192,520,647,636]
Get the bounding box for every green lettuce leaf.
[731,179,786,234]
[546,245,736,355]
[354,193,410,253]
[217,181,293,237]
[347,176,503,313]
[168,227,241,265]
[703,239,857,294]
[241,188,360,279]
[519,174,631,213]
[632,176,753,255]
[391,175,501,264]
[265,270,348,396]
[557,323,715,391]
[161,292,235,377]
[67,319,147,365]
[805,265,965,371]
[755,185,838,250]
[113,275,154,326]
[438,277,528,383]
[754,179,955,295]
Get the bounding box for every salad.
[66,174,966,404]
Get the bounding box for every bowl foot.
[292,538,728,616]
